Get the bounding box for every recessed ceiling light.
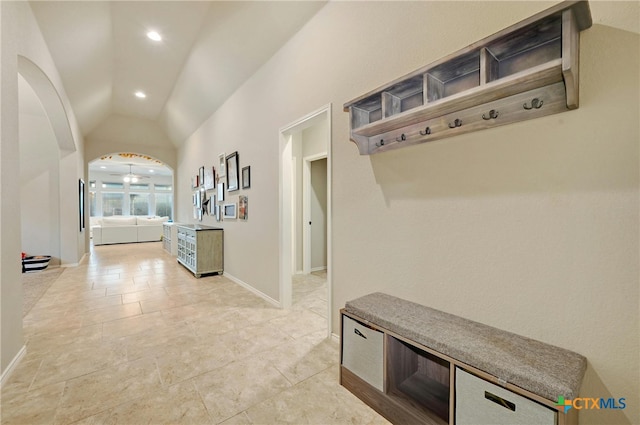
[147,31,162,42]
[100,166,106,169]
[149,169,154,173]
[135,91,146,99]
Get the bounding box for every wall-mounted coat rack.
[343,1,592,155]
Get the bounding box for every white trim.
[331,332,340,343]
[311,266,327,273]
[279,104,330,133]
[0,345,26,388]
[278,133,294,309]
[223,272,280,308]
[325,107,333,339]
[61,252,87,268]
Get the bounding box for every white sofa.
[91,216,168,245]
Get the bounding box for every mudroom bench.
[340,292,587,425]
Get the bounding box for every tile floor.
[1,242,389,425]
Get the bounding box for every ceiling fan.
[111,164,149,183]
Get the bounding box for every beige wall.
[85,114,177,172]
[1,0,24,376]
[1,1,85,376]
[19,77,61,265]
[178,2,638,424]
[310,158,327,270]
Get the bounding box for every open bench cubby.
[340,293,587,425]
[343,0,592,155]
[387,336,450,424]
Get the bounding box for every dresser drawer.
[342,315,384,392]
[456,368,556,425]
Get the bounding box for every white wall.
[177,2,638,424]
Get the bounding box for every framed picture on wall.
[238,195,248,220]
[199,166,205,187]
[79,179,85,232]
[204,166,215,190]
[218,153,226,178]
[223,203,237,219]
[226,151,239,192]
[217,182,225,201]
[209,195,216,215]
[242,166,251,189]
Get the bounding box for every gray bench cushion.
[344,292,586,401]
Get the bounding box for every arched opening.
[17,56,79,267]
[17,56,76,153]
[88,153,175,245]
[18,74,62,265]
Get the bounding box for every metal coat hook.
[396,134,406,142]
[482,109,499,120]
[419,127,431,136]
[375,139,385,147]
[523,98,543,110]
[448,118,462,128]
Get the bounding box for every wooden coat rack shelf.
[343,1,592,155]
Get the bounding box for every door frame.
[279,104,332,335]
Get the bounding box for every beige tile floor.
[1,242,389,425]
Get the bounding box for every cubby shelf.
[343,0,592,155]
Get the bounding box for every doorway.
[279,105,331,336]
[304,156,327,274]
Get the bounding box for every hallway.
[1,243,387,424]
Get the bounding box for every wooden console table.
[176,224,223,277]
[341,293,586,425]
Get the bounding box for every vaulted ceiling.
[29,1,326,148]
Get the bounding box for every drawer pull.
[484,391,516,411]
[354,328,367,339]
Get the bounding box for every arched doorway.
[18,74,62,265]
[17,56,81,267]
[88,153,175,242]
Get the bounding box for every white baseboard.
[0,345,26,388]
[331,332,340,343]
[61,252,87,268]
[223,272,280,308]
